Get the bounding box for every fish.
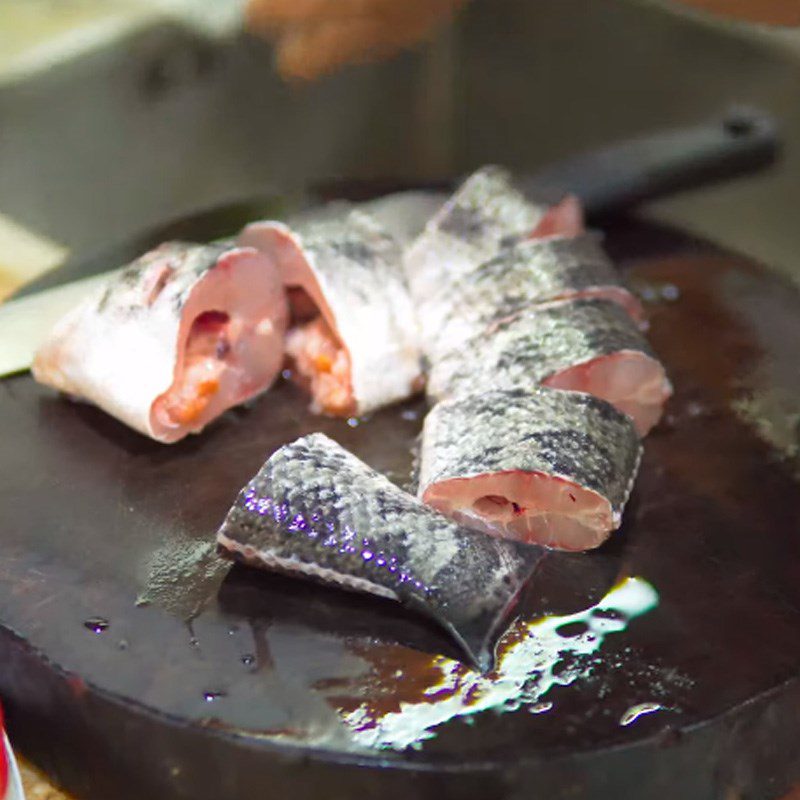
[32,242,288,443]
[418,388,642,551]
[528,194,585,239]
[403,166,588,357]
[239,211,423,416]
[403,166,545,352]
[215,432,547,670]
[427,298,671,436]
[430,232,645,356]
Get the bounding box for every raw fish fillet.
[32,242,288,443]
[239,212,422,416]
[430,233,645,357]
[418,388,642,551]
[428,298,671,436]
[403,166,548,353]
[216,433,546,669]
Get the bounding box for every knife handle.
[524,106,780,218]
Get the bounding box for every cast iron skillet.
[3,109,800,800]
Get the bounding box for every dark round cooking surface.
[2,204,800,800]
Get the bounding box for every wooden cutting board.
[1,206,800,800]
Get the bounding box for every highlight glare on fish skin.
[32,242,288,443]
[215,433,547,670]
[239,211,423,416]
[428,298,671,436]
[419,388,642,550]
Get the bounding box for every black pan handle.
[522,106,780,218]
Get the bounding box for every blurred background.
[0,0,798,284]
[2,0,800,300]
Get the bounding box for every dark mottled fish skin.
[296,212,405,308]
[431,233,644,353]
[404,166,543,354]
[418,388,642,528]
[216,433,546,670]
[97,241,227,316]
[242,211,423,414]
[427,298,657,403]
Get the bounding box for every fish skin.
[32,242,288,442]
[418,388,642,542]
[403,166,544,354]
[215,433,547,670]
[427,297,663,404]
[96,242,224,311]
[239,211,423,415]
[430,233,645,355]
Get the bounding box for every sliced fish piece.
[528,194,585,239]
[428,298,671,436]
[216,433,547,670]
[239,211,422,416]
[418,388,642,551]
[32,242,288,443]
[432,233,645,355]
[403,166,547,352]
[286,190,445,248]
[358,190,447,247]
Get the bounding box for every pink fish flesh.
[418,388,642,551]
[32,242,288,443]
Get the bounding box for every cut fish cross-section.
[428,298,671,436]
[32,242,288,443]
[418,388,642,551]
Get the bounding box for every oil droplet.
[281,368,293,380]
[619,702,664,727]
[660,283,680,302]
[685,400,708,418]
[636,284,659,303]
[400,408,418,421]
[83,617,109,634]
[346,417,360,428]
[241,654,256,666]
[528,701,553,715]
[203,690,227,702]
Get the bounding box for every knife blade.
[0,269,119,377]
[0,107,779,379]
